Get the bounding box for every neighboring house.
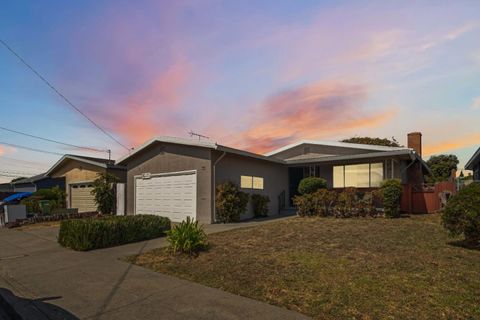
[465,147,480,181]
[9,173,66,193]
[46,154,126,213]
[116,132,430,224]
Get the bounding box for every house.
[8,173,66,193]
[116,132,430,224]
[465,147,480,181]
[46,154,126,212]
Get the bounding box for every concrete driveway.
[0,216,308,319]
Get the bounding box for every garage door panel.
[135,172,196,222]
[71,184,96,213]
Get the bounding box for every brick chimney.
[407,132,422,157]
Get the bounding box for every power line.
[0,125,107,153]
[0,155,49,167]
[0,39,130,151]
[0,169,41,176]
[0,141,63,156]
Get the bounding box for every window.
[333,166,344,188]
[241,176,264,190]
[333,162,384,188]
[345,164,370,188]
[253,177,264,190]
[370,163,384,187]
[240,176,253,188]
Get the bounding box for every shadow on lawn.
[447,239,480,251]
[0,288,78,320]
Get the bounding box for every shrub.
[21,186,66,215]
[91,173,119,214]
[294,189,337,217]
[334,188,357,218]
[167,217,208,255]
[442,182,480,243]
[380,179,403,218]
[215,182,249,223]
[58,215,171,251]
[251,194,270,217]
[298,177,327,195]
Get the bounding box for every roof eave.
[465,147,480,170]
[265,140,410,157]
[285,150,415,165]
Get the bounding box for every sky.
[1,0,479,183]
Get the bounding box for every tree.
[426,154,459,183]
[91,173,119,214]
[341,136,401,147]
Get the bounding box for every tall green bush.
[167,217,208,255]
[441,182,480,243]
[215,182,249,223]
[380,179,403,218]
[298,177,327,195]
[91,173,119,214]
[58,215,171,251]
[251,194,270,217]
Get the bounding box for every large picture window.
[333,162,384,188]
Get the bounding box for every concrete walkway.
[0,216,308,319]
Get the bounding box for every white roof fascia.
[265,140,409,157]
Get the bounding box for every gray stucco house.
[117,132,430,224]
[465,147,480,181]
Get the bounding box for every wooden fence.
[401,181,456,214]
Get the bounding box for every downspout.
[212,151,226,223]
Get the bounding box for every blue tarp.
[2,192,33,203]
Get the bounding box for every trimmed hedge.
[58,215,171,251]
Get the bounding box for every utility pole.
[107,149,111,160]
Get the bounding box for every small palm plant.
[167,217,208,256]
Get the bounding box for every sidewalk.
[0,216,307,319]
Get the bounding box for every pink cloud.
[91,59,191,147]
[214,81,396,153]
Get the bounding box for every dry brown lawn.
[126,214,480,320]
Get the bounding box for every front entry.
[288,167,304,206]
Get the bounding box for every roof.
[46,154,125,176]
[116,136,284,165]
[264,140,408,157]
[465,147,480,170]
[11,173,48,185]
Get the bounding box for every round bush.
[442,182,480,243]
[298,177,327,195]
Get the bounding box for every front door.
[288,167,304,206]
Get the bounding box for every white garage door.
[135,171,197,222]
[71,183,96,213]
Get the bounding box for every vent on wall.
[303,146,310,154]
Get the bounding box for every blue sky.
[1,1,479,182]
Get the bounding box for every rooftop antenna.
[188,131,210,141]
